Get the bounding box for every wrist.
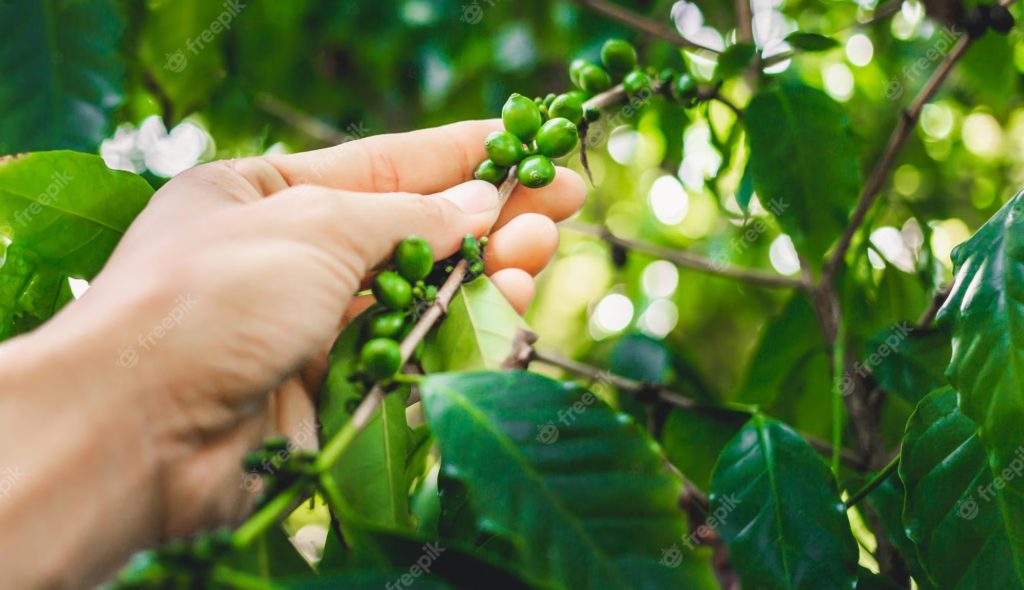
[0,298,162,587]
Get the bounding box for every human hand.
[38,120,585,540]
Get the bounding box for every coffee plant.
[3,0,1024,588]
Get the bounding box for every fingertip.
[489,268,536,315]
[485,213,559,276]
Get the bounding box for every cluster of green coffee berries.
[110,529,234,589]
[242,435,317,491]
[474,39,701,189]
[359,235,486,381]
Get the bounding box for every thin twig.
[529,347,866,470]
[561,220,809,290]
[845,453,900,508]
[916,284,952,328]
[571,0,721,54]
[823,33,973,280]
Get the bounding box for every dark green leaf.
[938,191,1024,555]
[745,83,861,268]
[899,387,1024,588]
[0,152,153,340]
[716,43,756,81]
[0,1,124,152]
[865,477,937,590]
[661,408,746,491]
[784,32,840,52]
[866,323,950,406]
[422,277,527,372]
[421,370,715,589]
[709,415,858,590]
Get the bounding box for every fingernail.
[441,181,499,214]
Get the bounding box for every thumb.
[267,179,501,269]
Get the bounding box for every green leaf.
[318,309,412,530]
[938,192,1024,560]
[716,43,756,81]
[0,1,124,152]
[709,415,859,590]
[866,323,950,406]
[899,387,1024,589]
[865,477,937,590]
[784,32,840,52]
[421,370,714,589]
[422,277,527,372]
[139,0,233,120]
[0,152,153,340]
[745,83,861,268]
[279,572,453,590]
[222,524,312,580]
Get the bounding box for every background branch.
[571,0,721,53]
[562,220,808,289]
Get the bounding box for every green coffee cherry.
[484,131,526,166]
[372,271,413,310]
[536,118,579,158]
[569,58,589,87]
[672,73,698,106]
[395,236,434,282]
[517,154,556,188]
[502,93,543,142]
[549,93,584,124]
[369,311,406,339]
[360,338,402,380]
[601,39,638,75]
[461,234,482,260]
[580,64,612,93]
[623,70,652,97]
[543,93,557,109]
[474,159,508,185]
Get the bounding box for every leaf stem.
[844,453,900,508]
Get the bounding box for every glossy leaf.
[0,152,153,340]
[0,1,124,152]
[421,370,714,589]
[745,83,860,268]
[899,387,1024,589]
[709,414,858,590]
[938,191,1024,555]
[421,277,527,372]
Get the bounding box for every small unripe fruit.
[516,154,556,188]
[543,93,557,109]
[672,73,699,106]
[372,271,413,310]
[502,93,544,142]
[549,93,584,123]
[395,236,434,282]
[369,311,406,340]
[600,39,638,74]
[474,159,509,185]
[535,117,579,158]
[623,70,652,97]
[569,58,589,87]
[360,338,402,380]
[461,234,482,260]
[484,131,526,166]
[580,64,612,93]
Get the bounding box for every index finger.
[263,119,502,195]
